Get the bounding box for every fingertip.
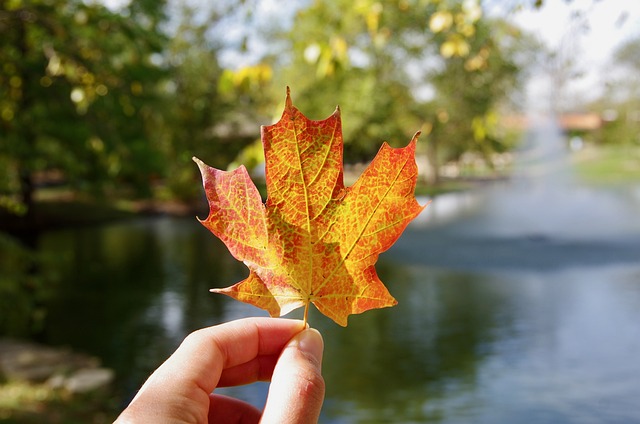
[290,327,324,366]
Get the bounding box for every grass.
[572,144,640,185]
[415,179,481,197]
[0,380,119,424]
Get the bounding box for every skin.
[115,317,325,424]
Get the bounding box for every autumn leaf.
[194,88,426,326]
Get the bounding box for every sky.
[507,0,640,111]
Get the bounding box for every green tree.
[0,0,167,219]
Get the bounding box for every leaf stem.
[303,301,310,328]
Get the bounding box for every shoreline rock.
[0,339,114,394]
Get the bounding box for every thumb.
[261,327,325,424]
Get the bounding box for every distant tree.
[592,36,640,145]
[264,0,528,182]
[152,0,273,200]
[616,37,640,70]
[614,37,640,95]
[270,0,444,161]
[426,16,528,180]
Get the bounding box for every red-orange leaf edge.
[194,88,427,326]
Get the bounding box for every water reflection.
[319,265,514,423]
[39,218,244,400]
[37,215,640,423]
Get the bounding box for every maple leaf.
[194,88,426,326]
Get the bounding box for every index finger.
[119,318,305,423]
[163,317,306,394]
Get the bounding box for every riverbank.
[0,176,493,236]
[572,143,640,185]
[0,339,119,423]
[0,197,204,236]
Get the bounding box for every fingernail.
[295,328,324,365]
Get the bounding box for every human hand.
[115,317,325,424]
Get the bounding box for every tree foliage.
[0,0,168,214]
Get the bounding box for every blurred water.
[36,121,640,423]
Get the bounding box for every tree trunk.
[19,167,35,219]
[16,8,36,226]
[426,137,440,185]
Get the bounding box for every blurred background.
[1,0,640,422]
